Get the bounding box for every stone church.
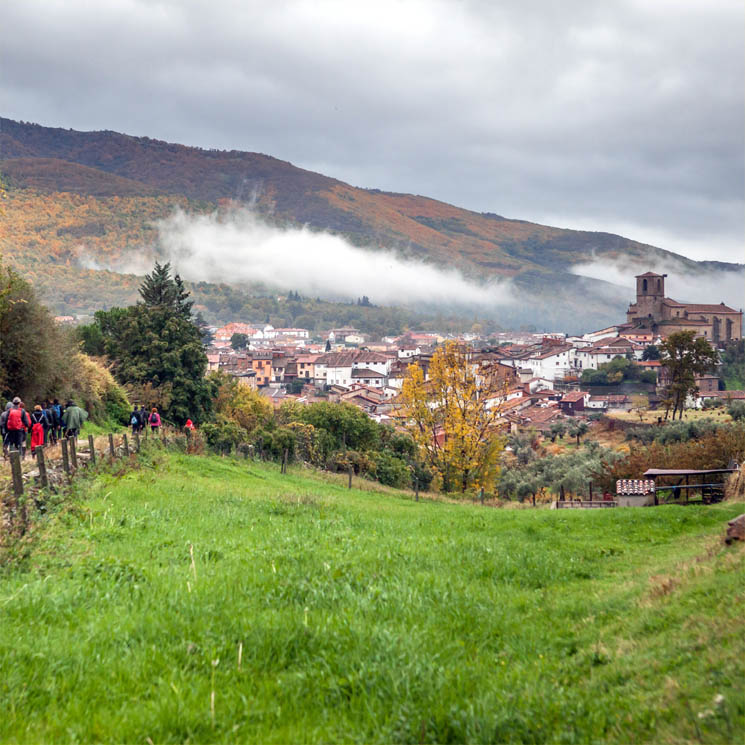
[626,271,742,343]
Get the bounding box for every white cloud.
[570,256,745,310]
[154,208,516,308]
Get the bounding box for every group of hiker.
[2,397,196,459]
[1,397,88,458]
[128,406,194,435]
[129,405,163,435]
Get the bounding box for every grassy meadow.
[1,452,743,743]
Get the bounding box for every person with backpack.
[40,401,54,445]
[6,397,31,458]
[1,401,12,456]
[45,401,59,445]
[138,405,147,432]
[130,405,141,435]
[52,399,63,442]
[30,405,46,456]
[62,400,88,440]
[148,407,161,433]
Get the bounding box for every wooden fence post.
[69,437,78,472]
[10,450,23,499]
[480,487,485,505]
[108,433,115,459]
[122,433,130,457]
[36,446,49,489]
[61,438,70,476]
[282,448,288,474]
[414,475,419,502]
[88,435,96,465]
[588,481,593,501]
[348,465,353,489]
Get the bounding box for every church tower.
[633,271,666,320]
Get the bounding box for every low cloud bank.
[151,209,515,308]
[570,256,745,311]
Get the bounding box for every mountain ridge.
[1,117,741,332]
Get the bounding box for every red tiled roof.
[561,391,587,403]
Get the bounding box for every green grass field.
[1,452,743,743]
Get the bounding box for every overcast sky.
[2,0,743,263]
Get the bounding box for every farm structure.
[642,467,739,506]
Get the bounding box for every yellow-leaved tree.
[400,341,506,495]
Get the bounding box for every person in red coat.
[30,405,46,455]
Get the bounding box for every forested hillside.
[2,117,742,331]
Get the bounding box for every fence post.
[36,446,49,489]
[480,487,485,505]
[122,433,130,457]
[588,481,593,501]
[348,465,353,489]
[10,450,23,499]
[61,438,70,476]
[414,475,419,502]
[108,433,115,459]
[88,434,96,465]
[69,436,78,471]
[282,448,288,474]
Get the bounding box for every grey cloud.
[2,0,742,262]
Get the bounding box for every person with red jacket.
[5,397,31,458]
[30,405,46,455]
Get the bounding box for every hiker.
[40,401,54,445]
[138,405,147,431]
[45,401,59,445]
[148,407,161,433]
[52,398,64,441]
[130,405,141,435]
[0,401,12,456]
[184,419,195,431]
[30,405,46,455]
[62,400,88,440]
[5,397,31,458]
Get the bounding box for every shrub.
[372,451,411,488]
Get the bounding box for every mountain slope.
[1,117,741,331]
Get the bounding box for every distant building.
[626,272,742,343]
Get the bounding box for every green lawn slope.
[1,453,743,743]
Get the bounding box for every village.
[202,271,744,435]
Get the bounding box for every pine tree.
[88,264,214,424]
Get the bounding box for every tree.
[659,331,719,420]
[230,332,248,350]
[400,341,505,494]
[631,394,649,423]
[642,344,661,361]
[549,420,567,443]
[83,263,215,425]
[0,261,70,402]
[567,419,589,445]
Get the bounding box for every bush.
[727,400,745,421]
[201,417,245,454]
[372,451,411,488]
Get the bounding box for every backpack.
[31,411,45,425]
[131,414,139,426]
[7,408,23,430]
